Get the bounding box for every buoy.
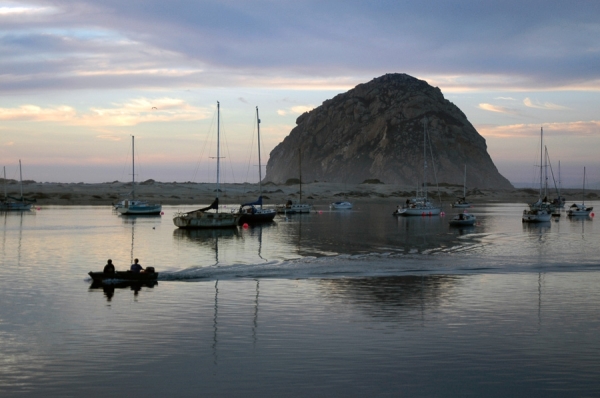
[440,211,445,216]
[421,212,425,216]
[36,207,41,210]
[591,212,595,217]
[160,211,164,215]
[243,223,249,229]
[318,210,322,214]
[429,212,432,216]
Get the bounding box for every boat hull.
[330,202,353,209]
[88,271,159,282]
[117,205,162,215]
[395,207,442,216]
[522,210,552,223]
[0,202,32,211]
[451,203,471,209]
[276,204,312,214]
[238,210,276,224]
[173,211,240,229]
[449,215,476,226]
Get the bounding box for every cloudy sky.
[1,0,599,187]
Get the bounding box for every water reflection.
[319,275,459,321]
[88,280,158,301]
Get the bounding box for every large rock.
[265,73,513,189]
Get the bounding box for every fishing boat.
[238,107,276,225]
[0,161,34,211]
[567,167,593,217]
[276,148,313,214]
[173,102,241,229]
[394,119,441,216]
[116,136,162,215]
[330,201,353,209]
[522,127,552,223]
[449,211,476,226]
[88,270,158,282]
[452,165,472,208]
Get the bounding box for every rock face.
[264,73,513,189]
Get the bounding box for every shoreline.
[3,181,598,206]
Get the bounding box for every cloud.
[0,97,209,126]
[276,105,315,116]
[478,103,515,114]
[3,141,14,146]
[523,98,570,110]
[476,121,600,138]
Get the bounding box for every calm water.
[1,202,600,397]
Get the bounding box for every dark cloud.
[2,0,600,91]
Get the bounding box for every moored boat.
[449,211,476,226]
[567,167,593,217]
[116,136,162,216]
[330,201,353,210]
[393,119,441,217]
[173,102,240,229]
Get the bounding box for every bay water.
[1,202,600,397]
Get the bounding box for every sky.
[1,0,599,188]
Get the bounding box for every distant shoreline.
[4,180,598,207]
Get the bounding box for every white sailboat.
[567,167,593,217]
[173,102,241,229]
[452,164,471,208]
[238,107,276,224]
[394,118,441,216]
[116,136,162,215]
[1,161,33,211]
[522,127,551,223]
[276,148,312,214]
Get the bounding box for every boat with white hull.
[394,119,441,217]
[116,136,162,216]
[567,167,593,217]
[522,127,552,223]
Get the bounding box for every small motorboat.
[88,268,158,282]
[449,211,476,226]
[330,201,353,210]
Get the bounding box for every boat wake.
[157,251,600,282]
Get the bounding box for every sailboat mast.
[539,127,543,199]
[463,164,467,198]
[3,166,6,200]
[217,101,221,205]
[19,159,24,201]
[132,136,135,200]
[423,119,428,200]
[256,106,262,199]
[299,148,302,203]
[544,146,548,199]
[583,166,586,206]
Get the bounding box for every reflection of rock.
[319,275,459,318]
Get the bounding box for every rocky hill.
[264,73,513,189]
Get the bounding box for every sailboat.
[276,148,312,214]
[116,136,162,215]
[567,167,593,217]
[1,161,34,211]
[452,165,471,208]
[394,118,441,216]
[522,127,552,223]
[238,107,276,224]
[173,102,241,229]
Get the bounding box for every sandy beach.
[4,179,597,206]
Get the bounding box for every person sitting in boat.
[103,259,115,274]
[130,258,144,273]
